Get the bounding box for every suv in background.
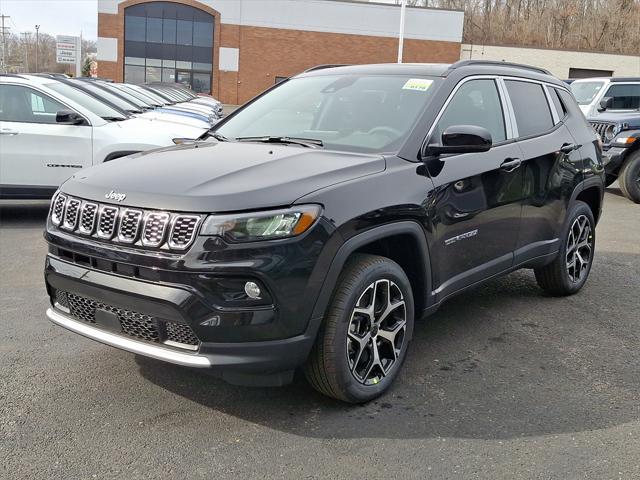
[44,61,604,403]
[0,74,207,199]
[571,77,640,117]
[588,108,640,203]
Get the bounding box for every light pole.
[21,32,29,72]
[397,0,407,63]
[35,24,40,72]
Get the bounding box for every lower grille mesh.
[56,291,199,348]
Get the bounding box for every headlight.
[604,124,619,142]
[200,205,322,242]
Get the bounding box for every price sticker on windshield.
[402,78,434,92]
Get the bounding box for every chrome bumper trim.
[46,307,211,368]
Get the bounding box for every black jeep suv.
[45,61,604,403]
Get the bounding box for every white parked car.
[0,74,207,199]
[570,77,640,117]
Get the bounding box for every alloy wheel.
[346,279,407,385]
[565,214,593,283]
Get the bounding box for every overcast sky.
[0,0,98,40]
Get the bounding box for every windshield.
[216,74,439,153]
[99,83,152,109]
[46,82,127,120]
[69,80,139,112]
[570,81,605,105]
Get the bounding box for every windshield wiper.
[204,131,230,142]
[235,136,323,148]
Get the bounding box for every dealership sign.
[56,35,79,64]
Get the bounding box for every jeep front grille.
[56,290,200,350]
[590,121,616,144]
[50,193,202,251]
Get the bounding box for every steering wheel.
[366,126,403,139]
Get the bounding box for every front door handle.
[560,143,580,154]
[500,157,521,172]
[0,128,19,136]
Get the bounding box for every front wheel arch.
[103,151,141,162]
[310,222,432,324]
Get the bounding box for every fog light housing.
[244,281,262,299]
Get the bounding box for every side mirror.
[56,110,85,125]
[425,125,492,157]
[598,97,613,111]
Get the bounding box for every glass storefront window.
[193,62,212,72]
[125,15,145,42]
[192,73,211,94]
[193,22,213,47]
[162,68,175,83]
[146,17,163,43]
[162,18,176,44]
[146,66,162,83]
[125,57,145,66]
[124,2,214,93]
[124,65,145,84]
[177,20,193,46]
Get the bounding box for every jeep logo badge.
[105,190,127,202]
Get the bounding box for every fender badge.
[105,190,127,202]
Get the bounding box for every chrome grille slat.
[51,193,67,226]
[78,202,98,235]
[50,195,202,251]
[97,206,119,239]
[61,198,81,230]
[169,215,202,250]
[117,209,143,243]
[142,212,170,247]
[589,121,613,144]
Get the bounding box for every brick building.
[97,0,464,104]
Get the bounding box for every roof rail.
[448,60,552,76]
[0,73,28,79]
[304,64,350,73]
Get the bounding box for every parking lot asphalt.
[1,188,638,480]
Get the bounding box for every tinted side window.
[0,85,66,124]
[505,80,553,137]
[550,88,567,121]
[604,84,640,109]
[436,79,506,143]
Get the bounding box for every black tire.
[304,254,414,403]
[619,151,640,204]
[534,201,596,296]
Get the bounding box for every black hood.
[61,141,385,212]
[588,111,640,129]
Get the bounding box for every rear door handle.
[500,157,521,172]
[560,143,580,154]
[0,128,19,136]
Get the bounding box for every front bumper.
[602,147,628,174]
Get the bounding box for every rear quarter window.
[505,80,554,137]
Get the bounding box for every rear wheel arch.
[569,175,603,225]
